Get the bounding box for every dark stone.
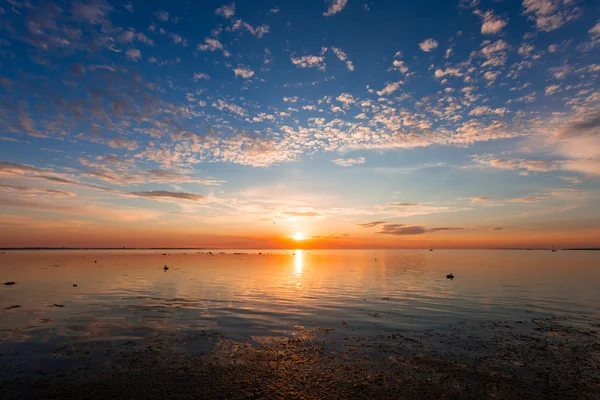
[3,281,16,285]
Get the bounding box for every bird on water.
[163,265,169,271]
[446,273,454,279]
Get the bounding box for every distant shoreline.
[1,247,599,251]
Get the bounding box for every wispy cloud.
[332,157,366,167]
[128,190,208,202]
[377,224,463,235]
[357,221,386,228]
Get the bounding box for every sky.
[0,0,599,249]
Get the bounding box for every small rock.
[3,281,16,285]
[73,284,78,287]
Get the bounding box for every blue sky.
[0,0,599,248]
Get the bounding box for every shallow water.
[2,249,600,399]
[1,249,599,347]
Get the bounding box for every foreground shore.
[1,315,599,400]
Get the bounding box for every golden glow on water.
[1,249,600,345]
[295,250,303,275]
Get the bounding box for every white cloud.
[212,99,247,116]
[590,21,600,39]
[419,38,439,52]
[477,10,507,34]
[434,67,462,78]
[522,0,581,32]
[336,93,355,106]
[193,72,210,81]
[376,81,402,96]
[197,38,224,52]
[291,55,326,70]
[332,157,366,167]
[391,59,409,74]
[323,0,348,16]
[331,47,355,71]
[215,3,235,19]
[231,20,270,38]
[545,84,560,95]
[125,48,141,61]
[233,65,255,79]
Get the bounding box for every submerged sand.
[1,315,599,400]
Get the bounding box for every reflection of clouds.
[295,250,303,275]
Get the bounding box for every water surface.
[2,249,598,346]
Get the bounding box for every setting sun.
[293,233,305,241]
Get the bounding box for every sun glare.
[293,232,305,241]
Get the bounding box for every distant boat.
[551,245,557,252]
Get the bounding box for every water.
[2,249,600,398]
[2,249,599,347]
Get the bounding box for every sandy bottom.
[1,316,599,400]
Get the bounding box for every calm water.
[1,249,599,347]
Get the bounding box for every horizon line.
[1,247,598,251]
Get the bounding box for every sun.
[293,232,305,241]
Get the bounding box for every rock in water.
[3,281,16,285]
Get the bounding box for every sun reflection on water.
[295,250,303,275]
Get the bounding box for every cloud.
[290,55,326,70]
[545,84,560,95]
[377,224,463,235]
[323,0,348,16]
[508,195,549,203]
[215,3,235,19]
[197,38,225,52]
[231,20,270,38]
[331,47,355,71]
[282,210,321,217]
[153,10,169,22]
[590,21,600,40]
[233,65,255,79]
[193,72,210,81]
[562,111,600,137]
[391,59,409,74]
[0,184,75,198]
[0,161,116,192]
[128,190,208,202]
[376,81,402,96]
[522,0,581,32]
[427,227,464,232]
[482,158,562,172]
[477,10,507,34]
[469,196,491,203]
[357,221,386,228]
[419,38,438,52]
[107,137,138,150]
[125,48,141,61]
[332,157,366,167]
[384,202,420,207]
[212,99,247,116]
[434,67,463,78]
[336,93,355,106]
